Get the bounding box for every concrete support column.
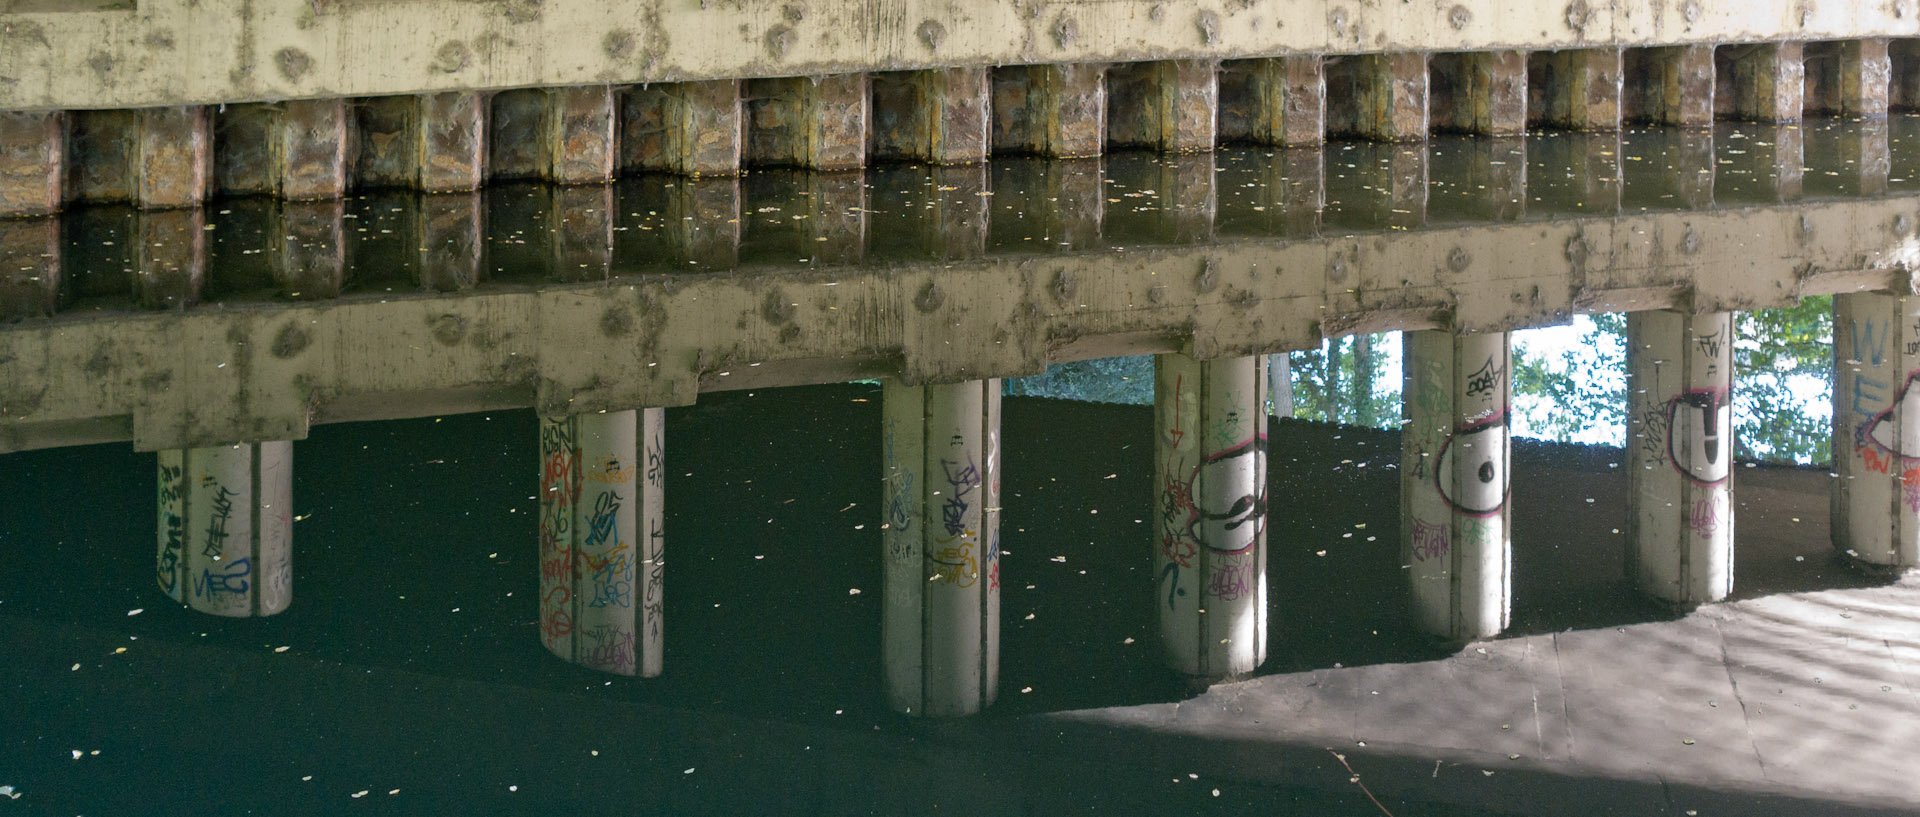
[156,442,293,617]
[1401,330,1512,642]
[622,79,744,177]
[416,193,483,291]
[1329,53,1429,142]
[990,64,1107,158]
[1108,60,1218,153]
[0,218,59,320]
[1532,48,1623,131]
[0,111,64,217]
[871,68,991,164]
[1807,39,1891,118]
[882,378,1001,716]
[1626,311,1735,605]
[136,106,210,209]
[746,74,869,171]
[1725,42,1804,123]
[1628,45,1716,128]
[1430,51,1527,136]
[546,86,619,184]
[1154,353,1268,681]
[538,410,665,677]
[1832,293,1920,568]
[1219,56,1326,147]
[279,99,350,200]
[417,92,487,191]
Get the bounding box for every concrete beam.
[7,191,1920,453]
[6,0,1919,111]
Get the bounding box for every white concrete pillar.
[1832,293,1920,568]
[538,410,665,677]
[882,378,1001,716]
[155,442,293,617]
[1154,353,1268,681]
[1626,311,1735,604]
[1401,331,1512,642]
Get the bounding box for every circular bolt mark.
[432,41,471,73]
[270,324,310,359]
[916,20,946,52]
[1050,269,1077,304]
[915,282,944,313]
[275,47,312,82]
[429,314,469,347]
[601,306,634,338]
[1448,5,1472,29]
[761,290,796,325]
[1680,228,1701,255]
[603,30,636,60]
[1681,0,1702,22]
[1195,10,1220,44]
[765,25,796,59]
[1447,247,1472,273]
[1565,0,1592,31]
[1052,15,1079,48]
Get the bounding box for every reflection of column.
[277,201,346,299]
[882,379,1001,716]
[156,442,293,617]
[133,209,207,309]
[1626,311,1735,604]
[745,74,869,171]
[1280,147,1324,238]
[1107,60,1218,153]
[663,177,742,270]
[417,193,483,291]
[1327,141,1425,230]
[871,166,987,262]
[987,157,1104,250]
[1429,51,1527,136]
[1154,353,1268,680]
[551,185,615,281]
[1401,331,1511,642]
[1104,152,1214,244]
[0,218,59,320]
[538,410,665,676]
[990,64,1106,158]
[1624,130,1713,210]
[1433,136,1524,221]
[800,171,867,265]
[1832,293,1920,568]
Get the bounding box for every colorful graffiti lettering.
[193,556,252,599]
[1206,557,1256,601]
[1411,518,1450,562]
[1688,496,1720,540]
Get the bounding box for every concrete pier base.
[623,80,744,177]
[538,410,665,677]
[1153,352,1269,681]
[990,64,1107,158]
[1531,48,1623,131]
[1328,53,1428,142]
[156,442,293,617]
[870,68,990,164]
[1402,330,1512,642]
[1626,311,1735,605]
[882,378,1001,716]
[1722,42,1804,123]
[1107,60,1218,153]
[1219,55,1326,146]
[354,92,488,192]
[1806,39,1890,118]
[0,111,64,217]
[1832,292,1920,569]
[1626,45,1715,127]
[746,74,869,171]
[1429,51,1527,136]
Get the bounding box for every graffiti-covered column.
[538,410,666,677]
[882,379,1001,716]
[1832,293,1920,568]
[1626,311,1735,604]
[1402,331,1512,642]
[156,442,293,617]
[1154,353,1268,681]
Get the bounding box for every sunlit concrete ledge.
[4,194,1918,453]
[1,0,1917,111]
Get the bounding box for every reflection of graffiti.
[158,463,185,596]
[201,482,239,559]
[1411,518,1450,562]
[931,545,978,587]
[644,520,664,639]
[939,453,980,538]
[193,557,252,599]
[583,625,634,674]
[1434,414,1508,516]
[538,419,580,650]
[1159,433,1267,609]
[1207,557,1255,601]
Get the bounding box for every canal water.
[1,117,1912,814]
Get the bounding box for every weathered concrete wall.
[4,193,1918,454]
[3,0,1919,111]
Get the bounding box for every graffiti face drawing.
[1436,417,1506,516]
[1669,389,1730,485]
[1189,437,1266,555]
[1864,371,1920,458]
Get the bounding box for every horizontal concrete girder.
[4,192,1919,454]
[2,0,1918,111]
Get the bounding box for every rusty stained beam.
[7,194,1920,454]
